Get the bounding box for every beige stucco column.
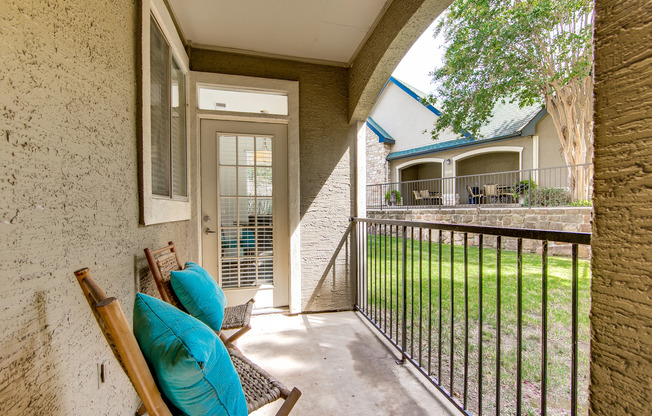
[590,0,652,414]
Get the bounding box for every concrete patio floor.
[232,311,458,416]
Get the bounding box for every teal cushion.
[133,293,247,416]
[170,262,226,332]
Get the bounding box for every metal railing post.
[528,170,532,208]
[399,225,408,364]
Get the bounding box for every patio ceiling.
[167,0,393,65]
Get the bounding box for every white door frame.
[190,71,301,313]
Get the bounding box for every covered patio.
[236,311,455,416]
[1,0,650,415]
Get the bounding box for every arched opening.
[399,161,443,181]
[399,161,443,205]
[456,151,520,204]
[456,151,519,176]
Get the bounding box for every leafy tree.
[426,0,594,196]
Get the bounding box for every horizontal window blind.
[150,16,171,197]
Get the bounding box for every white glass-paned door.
[219,135,274,288]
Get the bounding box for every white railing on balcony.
[367,164,592,210]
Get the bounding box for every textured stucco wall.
[368,82,459,151]
[348,0,452,121]
[590,0,652,414]
[0,1,194,414]
[190,48,356,312]
[537,114,566,168]
[457,152,520,176]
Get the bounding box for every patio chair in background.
[412,190,424,205]
[145,241,254,344]
[498,185,514,202]
[466,186,484,204]
[483,184,499,203]
[420,190,441,205]
[73,268,301,416]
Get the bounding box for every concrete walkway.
[232,311,458,416]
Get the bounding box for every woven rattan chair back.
[144,241,255,344]
[144,241,186,311]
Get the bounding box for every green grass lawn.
[363,233,591,416]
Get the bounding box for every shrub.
[523,187,572,207]
[385,189,402,203]
[512,179,537,198]
[570,199,592,207]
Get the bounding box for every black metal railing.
[352,217,591,416]
[367,164,592,210]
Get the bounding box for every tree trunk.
[544,74,594,203]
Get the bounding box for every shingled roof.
[373,77,546,161]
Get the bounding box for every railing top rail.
[351,217,590,245]
[366,163,592,188]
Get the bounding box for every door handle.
[204,228,217,234]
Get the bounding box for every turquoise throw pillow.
[133,293,247,416]
[170,262,227,332]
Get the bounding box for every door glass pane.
[239,197,255,225]
[218,134,274,289]
[257,199,272,217]
[255,137,272,166]
[238,167,256,196]
[219,136,236,165]
[237,136,255,165]
[256,167,272,196]
[221,228,238,258]
[221,260,238,288]
[220,198,237,226]
[258,257,273,285]
[258,227,273,254]
[219,167,237,196]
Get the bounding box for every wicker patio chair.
[483,184,499,203]
[74,268,301,416]
[466,185,484,204]
[420,190,441,205]
[144,241,254,344]
[412,190,424,205]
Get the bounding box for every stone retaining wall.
[367,206,592,257]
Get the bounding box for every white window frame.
[140,0,190,225]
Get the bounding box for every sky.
[391,18,446,96]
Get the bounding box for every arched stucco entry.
[450,147,523,203]
[400,162,443,182]
[452,146,523,177]
[395,158,444,205]
[456,152,520,176]
[395,157,444,182]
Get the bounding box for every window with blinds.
[150,16,187,199]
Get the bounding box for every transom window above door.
[198,86,288,115]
